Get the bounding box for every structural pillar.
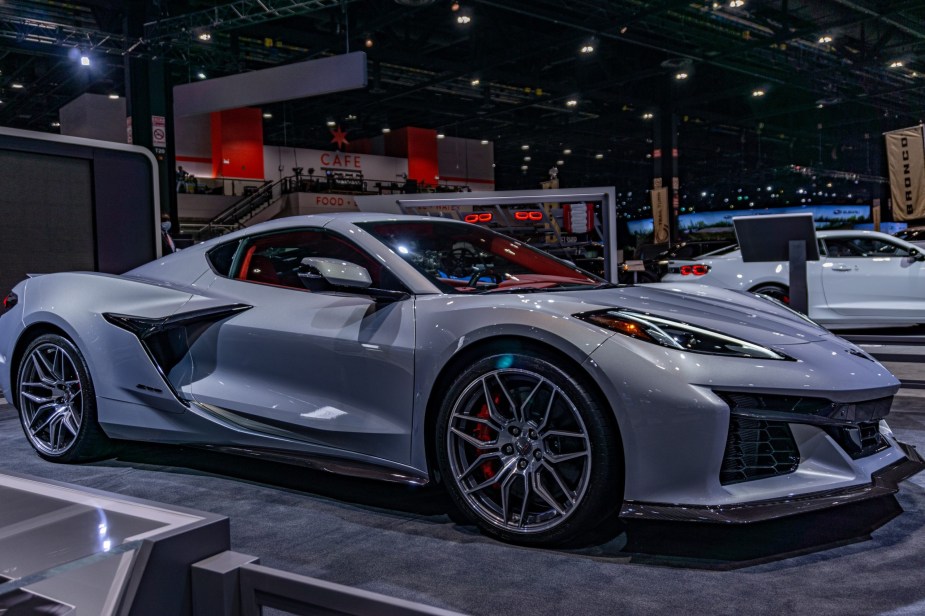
[124,3,177,227]
[652,109,680,243]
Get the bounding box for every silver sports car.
[0,213,921,546]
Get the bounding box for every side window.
[824,238,910,258]
[207,240,240,276]
[231,229,400,291]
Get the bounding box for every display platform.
[0,470,229,615]
[0,339,924,615]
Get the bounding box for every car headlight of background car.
[575,310,789,360]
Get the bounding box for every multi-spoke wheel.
[436,352,622,546]
[17,334,110,463]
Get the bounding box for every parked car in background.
[895,226,925,249]
[631,240,734,281]
[663,229,925,329]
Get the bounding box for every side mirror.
[299,257,372,289]
[910,249,925,262]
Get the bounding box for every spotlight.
[457,14,471,24]
[642,112,654,119]
[108,93,119,99]
[566,99,578,107]
[451,1,460,10]
[51,121,60,127]
[890,60,904,68]
[563,148,572,155]
[556,160,564,165]
[198,31,212,41]
[752,89,765,97]
[524,156,531,161]
[11,83,23,89]
[595,153,604,159]
[520,165,528,170]
[365,36,374,48]
[580,44,594,54]
[729,0,744,6]
[818,35,832,44]
[327,120,336,127]
[437,133,445,139]
[382,127,391,133]
[80,54,90,66]
[196,71,207,80]
[675,72,688,80]
[481,139,489,145]
[263,112,272,119]
[521,144,530,150]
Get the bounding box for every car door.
[820,236,925,318]
[189,227,416,465]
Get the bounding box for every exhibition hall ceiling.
[0,0,923,198]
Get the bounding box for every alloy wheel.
[446,368,592,534]
[19,342,85,456]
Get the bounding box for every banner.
[885,125,925,221]
[650,187,670,243]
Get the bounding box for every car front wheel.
[17,334,110,463]
[436,351,623,546]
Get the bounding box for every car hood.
[538,282,829,347]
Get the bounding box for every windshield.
[357,220,605,293]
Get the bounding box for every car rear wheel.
[751,284,790,305]
[435,351,622,546]
[17,334,110,463]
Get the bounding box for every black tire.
[435,351,623,546]
[16,334,111,463]
[751,284,790,305]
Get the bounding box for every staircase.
[195,178,288,240]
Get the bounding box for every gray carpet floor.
[2,387,925,616]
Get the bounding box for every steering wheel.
[446,246,480,277]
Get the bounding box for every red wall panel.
[210,108,264,179]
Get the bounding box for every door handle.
[831,265,853,272]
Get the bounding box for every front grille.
[720,417,800,485]
[825,421,890,459]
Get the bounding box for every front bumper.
[620,440,925,523]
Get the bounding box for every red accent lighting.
[514,210,544,221]
[465,212,493,223]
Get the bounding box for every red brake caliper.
[473,400,499,481]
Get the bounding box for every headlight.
[575,310,789,360]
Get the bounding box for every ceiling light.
[263,112,273,119]
[196,71,207,80]
[471,78,482,87]
[563,148,572,155]
[327,120,336,127]
[382,127,391,133]
[675,72,688,80]
[595,153,604,159]
[524,156,531,161]
[481,139,489,145]
[642,112,654,119]
[457,14,471,24]
[451,1,460,10]
[198,31,212,41]
[80,54,90,66]
[556,159,564,165]
[520,165,528,170]
[566,99,578,107]
[51,121,60,127]
[580,44,595,54]
[11,83,23,89]
[521,144,530,150]
[890,60,904,68]
[365,36,374,48]
[437,133,445,139]
[108,93,119,99]
[729,0,744,6]
[752,89,765,97]
[346,114,357,120]
[818,35,832,44]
